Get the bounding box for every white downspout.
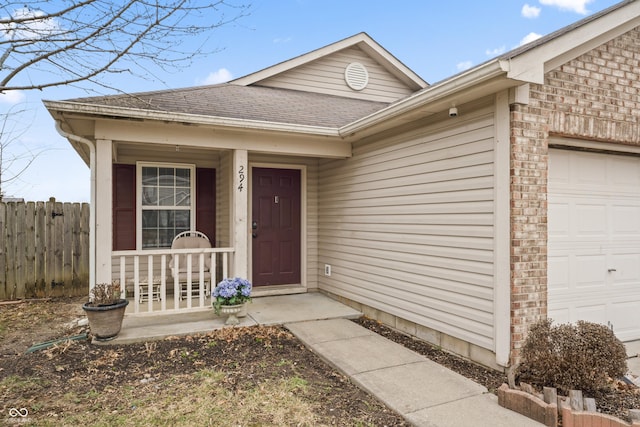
[54,121,96,293]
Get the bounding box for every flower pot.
[217,303,244,325]
[82,299,129,341]
[238,302,248,318]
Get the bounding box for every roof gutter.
[43,100,342,138]
[340,58,511,137]
[54,121,96,294]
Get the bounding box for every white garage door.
[548,148,640,341]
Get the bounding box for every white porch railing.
[112,247,234,314]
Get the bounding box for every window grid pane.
[141,166,193,249]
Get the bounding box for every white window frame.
[136,162,196,250]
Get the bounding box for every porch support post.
[232,149,249,278]
[95,139,113,285]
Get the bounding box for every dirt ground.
[1,297,640,425]
[0,297,407,426]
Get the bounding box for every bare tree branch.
[0,0,250,197]
[0,102,49,198]
[0,0,250,92]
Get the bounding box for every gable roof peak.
[231,32,427,91]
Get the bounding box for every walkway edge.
[286,318,543,427]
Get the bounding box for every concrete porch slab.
[248,292,361,325]
[105,292,360,345]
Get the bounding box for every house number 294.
[237,166,245,192]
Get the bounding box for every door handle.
[252,232,257,238]
[608,268,617,273]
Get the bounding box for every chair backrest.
[170,231,212,272]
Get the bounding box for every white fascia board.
[355,35,428,89]
[232,33,374,86]
[504,1,640,84]
[94,120,352,159]
[500,60,545,85]
[43,100,341,138]
[232,32,427,90]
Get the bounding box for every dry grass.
[1,299,407,426]
[5,369,317,427]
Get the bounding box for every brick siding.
[509,27,640,365]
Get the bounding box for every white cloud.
[273,37,292,44]
[486,46,506,56]
[539,0,593,14]
[456,61,473,72]
[1,7,61,41]
[522,4,541,18]
[520,32,543,46]
[197,68,233,85]
[0,90,26,105]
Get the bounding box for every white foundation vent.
[344,62,369,91]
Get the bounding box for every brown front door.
[252,167,301,286]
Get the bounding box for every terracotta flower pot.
[82,299,129,340]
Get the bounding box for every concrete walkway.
[287,318,542,427]
[108,293,542,426]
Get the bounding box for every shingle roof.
[67,84,390,128]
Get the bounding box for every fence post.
[62,202,73,295]
[569,390,584,411]
[35,201,46,296]
[78,203,90,293]
[25,202,36,296]
[0,203,5,299]
[6,202,17,299]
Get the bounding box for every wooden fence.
[0,198,90,300]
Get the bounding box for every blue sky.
[0,0,621,202]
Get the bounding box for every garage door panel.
[575,303,608,325]
[549,150,570,183]
[548,203,570,238]
[575,255,607,288]
[548,306,570,324]
[548,256,569,290]
[611,205,640,237]
[576,156,607,185]
[549,148,640,341]
[576,204,607,237]
[610,157,640,188]
[610,298,640,340]
[610,253,640,284]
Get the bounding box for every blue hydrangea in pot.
[212,277,252,325]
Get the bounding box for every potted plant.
[211,277,252,325]
[82,282,129,340]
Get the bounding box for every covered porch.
[77,124,349,317]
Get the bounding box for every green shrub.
[516,319,627,394]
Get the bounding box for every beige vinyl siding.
[318,106,496,349]
[258,46,414,103]
[249,154,319,290]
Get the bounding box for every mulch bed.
[355,317,640,423]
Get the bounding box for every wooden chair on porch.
[169,231,212,300]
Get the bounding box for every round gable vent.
[344,62,369,91]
